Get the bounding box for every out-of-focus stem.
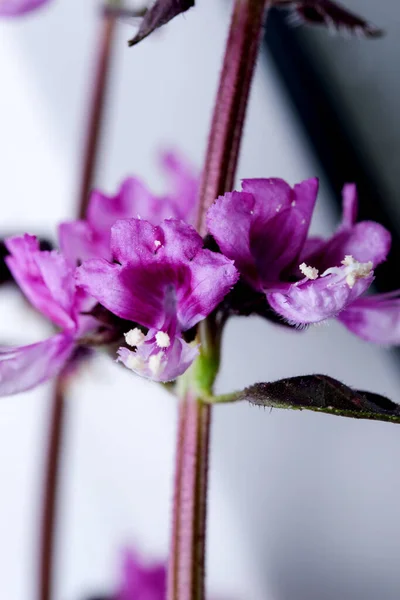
[196,0,266,236]
[38,373,67,600]
[39,5,121,598]
[78,1,120,218]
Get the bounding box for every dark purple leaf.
[128,0,195,47]
[276,0,383,37]
[237,374,400,424]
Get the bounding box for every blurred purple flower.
[338,291,400,345]
[77,218,238,381]
[113,550,166,600]
[59,151,198,266]
[0,234,95,395]
[0,0,51,16]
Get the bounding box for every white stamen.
[155,331,171,348]
[299,262,319,280]
[149,352,164,377]
[125,353,145,372]
[291,200,296,207]
[124,328,145,347]
[341,255,373,288]
[276,204,282,213]
[154,240,161,248]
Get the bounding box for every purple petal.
[156,219,203,262]
[241,178,293,215]
[339,292,400,345]
[60,153,197,264]
[76,259,153,326]
[6,235,78,330]
[207,191,258,287]
[300,184,391,272]
[0,0,50,16]
[77,258,188,329]
[207,178,318,289]
[251,208,309,285]
[177,248,239,329]
[110,218,203,264]
[77,219,238,330]
[117,330,198,382]
[268,266,374,325]
[0,333,74,396]
[306,222,391,271]
[159,149,198,223]
[341,183,358,228]
[299,236,326,263]
[337,221,391,266]
[88,178,156,231]
[59,220,108,266]
[127,0,194,47]
[110,219,164,264]
[116,549,166,600]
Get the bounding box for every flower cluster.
[1,159,399,396]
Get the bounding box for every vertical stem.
[38,374,67,600]
[39,5,121,599]
[196,0,267,235]
[78,3,120,218]
[168,395,211,600]
[168,2,266,598]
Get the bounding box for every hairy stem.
[38,374,67,600]
[78,1,120,218]
[168,1,266,599]
[196,0,267,235]
[168,394,211,600]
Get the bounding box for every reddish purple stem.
[168,396,211,600]
[196,0,267,235]
[38,374,66,600]
[78,10,118,218]
[169,1,266,599]
[38,9,119,600]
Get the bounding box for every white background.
[0,1,400,599]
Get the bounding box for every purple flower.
[114,550,165,600]
[207,179,393,329]
[59,151,198,265]
[0,235,94,395]
[0,0,51,16]
[76,218,238,382]
[207,177,319,291]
